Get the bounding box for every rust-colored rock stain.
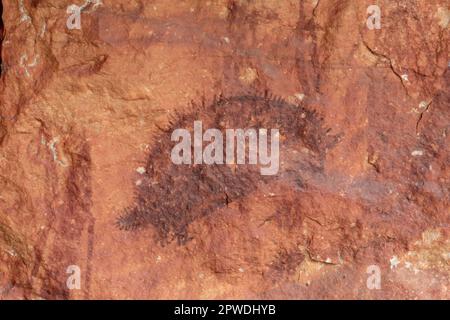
[0,0,448,299]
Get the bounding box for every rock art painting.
[0,0,448,300]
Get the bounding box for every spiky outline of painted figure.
[116,91,341,245]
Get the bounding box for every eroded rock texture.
[0,0,448,299]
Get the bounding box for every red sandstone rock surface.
[0,0,448,299]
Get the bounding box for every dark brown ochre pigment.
[116,92,341,245]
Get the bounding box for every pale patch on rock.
[40,22,47,38]
[390,256,400,269]
[419,101,429,110]
[28,56,39,67]
[218,4,230,19]
[47,137,69,167]
[136,167,146,174]
[295,93,305,101]
[139,143,150,151]
[19,0,31,23]
[411,150,424,157]
[239,67,258,85]
[421,229,441,245]
[6,249,17,257]
[19,54,40,78]
[436,7,449,28]
[411,101,430,114]
[404,227,448,272]
[295,253,332,284]
[81,0,103,12]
